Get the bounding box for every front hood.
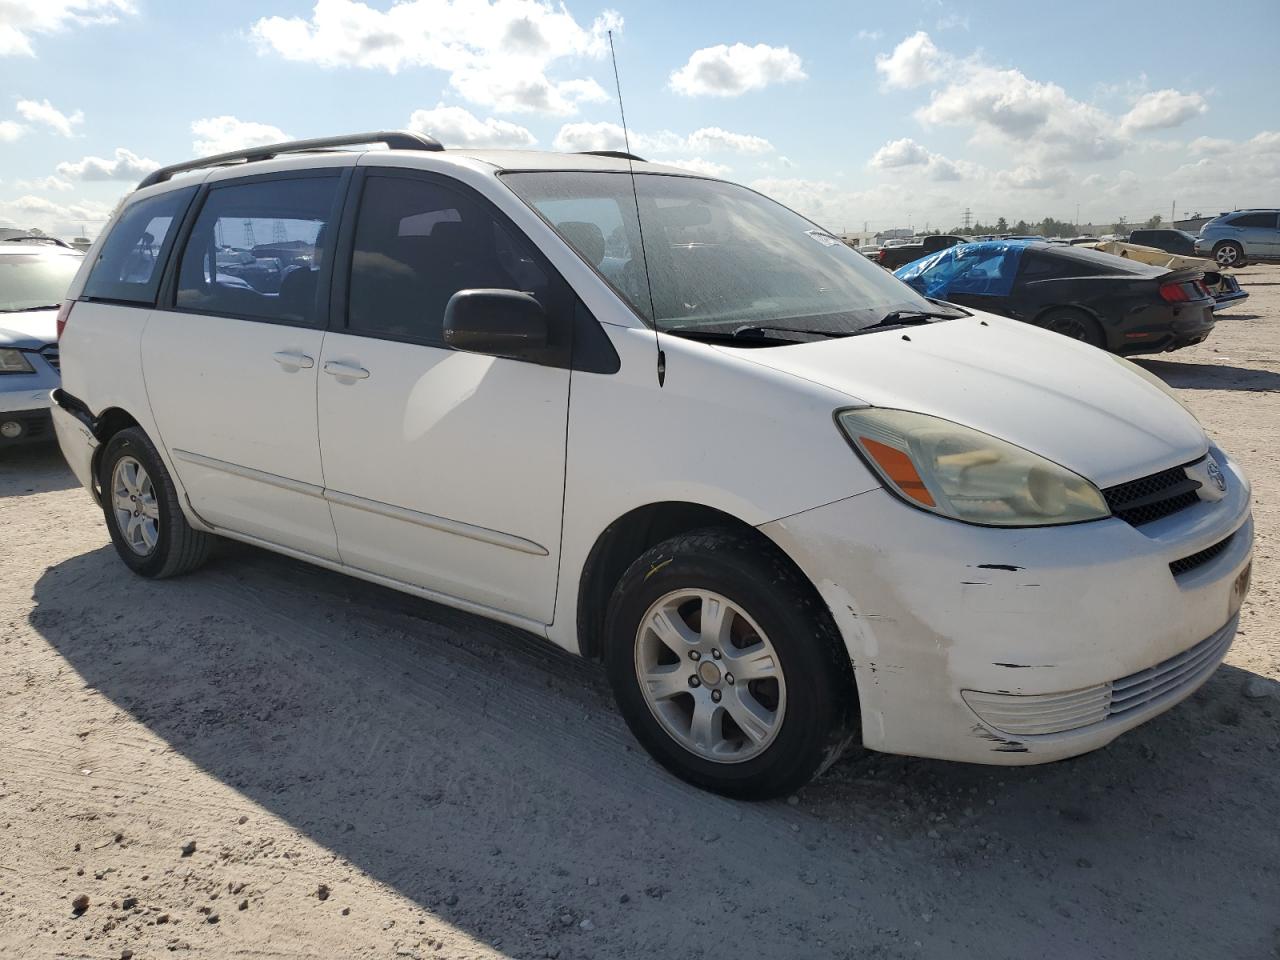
[726,313,1208,489]
[0,308,57,349]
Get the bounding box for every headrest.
[556,221,606,267]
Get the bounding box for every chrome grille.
[40,344,60,371]
[964,620,1234,737]
[1102,461,1202,526]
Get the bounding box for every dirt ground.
[1,268,1277,960]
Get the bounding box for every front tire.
[603,528,858,799]
[1213,241,1244,268]
[99,427,214,578]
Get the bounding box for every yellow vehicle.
[1085,240,1248,310]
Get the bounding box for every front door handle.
[323,360,370,380]
[273,351,314,371]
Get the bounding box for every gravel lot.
[2,267,1277,960]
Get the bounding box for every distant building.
[875,227,913,242]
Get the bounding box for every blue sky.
[2,0,1277,238]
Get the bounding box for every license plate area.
[1229,562,1252,619]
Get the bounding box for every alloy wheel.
[634,589,787,763]
[111,456,160,556]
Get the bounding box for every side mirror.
[443,289,548,361]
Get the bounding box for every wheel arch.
[576,501,827,663]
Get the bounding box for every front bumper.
[0,407,53,444]
[760,448,1253,765]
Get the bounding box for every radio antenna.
[607,29,664,386]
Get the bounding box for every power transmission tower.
[273,219,288,244]
[242,219,257,249]
[962,207,973,231]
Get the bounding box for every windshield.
[502,171,936,335]
[0,254,81,312]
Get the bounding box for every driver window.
[348,175,551,345]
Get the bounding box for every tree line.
[941,214,1180,238]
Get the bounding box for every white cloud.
[856,29,883,41]
[0,121,25,142]
[407,104,535,148]
[915,62,1123,161]
[869,137,932,168]
[993,164,1070,190]
[876,32,1210,167]
[191,116,289,157]
[0,0,134,57]
[551,122,773,157]
[1189,136,1232,155]
[669,43,805,97]
[685,127,772,154]
[874,31,943,90]
[250,0,621,115]
[0,195,115,237]
[56,147,160,181]
[1168,131,1280,209]
[935,12,970,31]
[552,121,626,153]
[13,175,75,192]
[1119,89,1207,133]
[651,157,730,177]
[868,137,967,181]
[15,98,84,137]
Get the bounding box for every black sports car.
[895,240,1215,355]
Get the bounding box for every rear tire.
[1213,241,1244,268]
[603,528,858,799]
[99,427,214,578]
[1036,307,1105,349]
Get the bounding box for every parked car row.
[0,238,81,444]
[43,131,1253,799]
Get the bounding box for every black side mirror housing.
[443,289,549,361]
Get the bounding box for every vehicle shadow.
[1137,357,1280,392]
[29,543,1279,959]
[0,440,78,496]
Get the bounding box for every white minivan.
[52,132,1253,798]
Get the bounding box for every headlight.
[0,349,35,374]
[1108,353,1197,419]
[837,408,1110,526]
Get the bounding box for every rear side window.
[175,175,342,327]
[82,187,196,304]
[1227,213,1278,228]
[347,174,553,345]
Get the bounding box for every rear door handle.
[323,361,370,380]
[273,351,314,371]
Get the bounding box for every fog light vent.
[963,684,1111,736]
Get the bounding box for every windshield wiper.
[851,308,964,336]
[663,324,836,344]
[2,304,62,313]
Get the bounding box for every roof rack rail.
[136,130,444,191]
[577,150,646,162]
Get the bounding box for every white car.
[0,238,81,444]
[52,132,1253,798]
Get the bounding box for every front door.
[143,171,346,560]
[317,170,571,623]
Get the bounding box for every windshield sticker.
[805,229,841,248]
